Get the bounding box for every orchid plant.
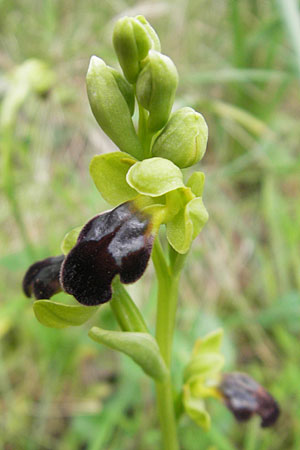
[22,16,279,449]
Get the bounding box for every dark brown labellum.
[219,372,280,427]
[60,202,154,306]
[22,255,64,300]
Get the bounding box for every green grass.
[1,0,300,448]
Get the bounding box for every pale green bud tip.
[113,16,160,83]
[136,50,178,132]
[152,107,208,168]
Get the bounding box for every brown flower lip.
[60,202,154,306]
[22,254,64,300]
[219,372,280,427]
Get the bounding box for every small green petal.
[126,157,184,197]
[166,206,193,254]
[90,152,138,206]
[61,226,81,255]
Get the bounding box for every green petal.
[61,226,82,255]
[183,353,225,383]
[183,384,211,431]
[192,329,224,357]
[89,327,168,382]
[187,172,205,197]
[33,300,98,329]
[126,157,184,197]
[90,152,138,206]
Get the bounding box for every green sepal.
[167,195,208,253]
[136,50,178,132]
[90,152,138,206]
[126,157,184,197]
[33,300,98,329]
[187,172,206,197]
[187,197,209,239]
[166,202,193,254]
[61,226,82,255]
[183,384,211,431]
[192,328,224,357]
[86,56,143,159]
[183,353,225,384]
[89,327,168,382]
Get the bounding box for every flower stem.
[152,238,183,450]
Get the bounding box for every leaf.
[61,226,82,255]
[89,327,168,382]
[126,157,184,197]
[187,172,205,197]
[33,300,98,328]
[183,384,211,431]
[90,152,137,206]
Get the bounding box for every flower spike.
[60,202,155,306]
[23,255,64,300]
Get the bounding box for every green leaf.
[187,197,209,239]
[89,327,168,382]
[90,152,137,206]
[61,226,82,255]
[33,300,98,328]
[183,384,211,431]
[187,172,206,197]
[126,157,184,197]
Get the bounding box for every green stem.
[153,238,182,450]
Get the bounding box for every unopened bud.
[86,56,143,159]
[113,16,161,83]
[136,50,178,132]
[152,107,208,168]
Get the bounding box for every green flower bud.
[136,50,178,132]
[86,56,143,159]
[113,16,161,83]
[152,107,208,168]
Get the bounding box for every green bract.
[90,152,137,206]
[113,16,161,83]
[152,107,208,168]
[126,157,184,197]
[136,50,178,132]
[89,327,168,382]
[86,56,143,159]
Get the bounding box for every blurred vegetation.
[1,0,300,448]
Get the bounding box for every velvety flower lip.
[219,372,280,427]
[60,202,154,306]
[23,255,64,300]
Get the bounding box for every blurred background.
[1,0,300,448]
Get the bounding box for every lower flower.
[23,201,156,306]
